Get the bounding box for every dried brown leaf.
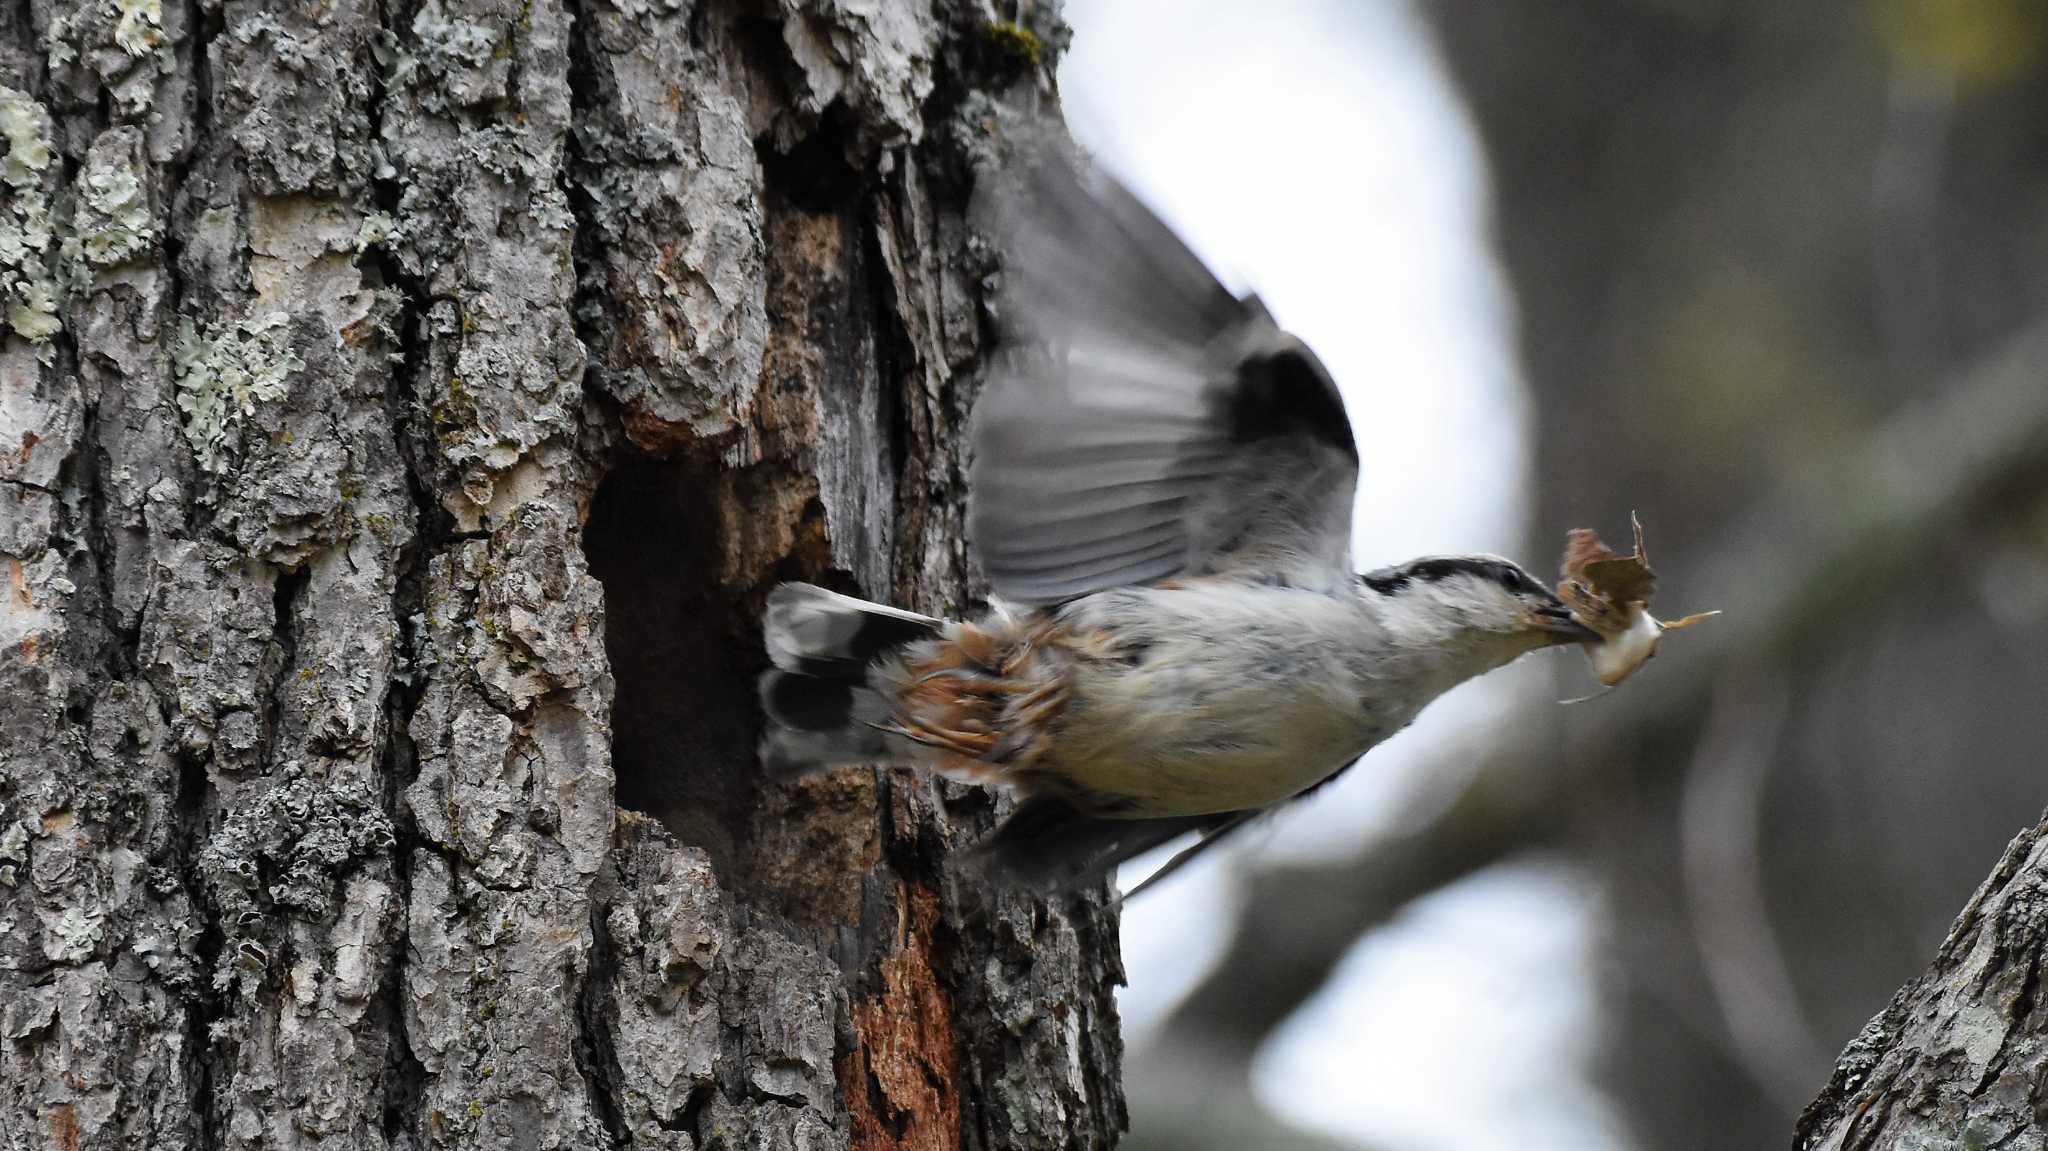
[1554,514,1717,686]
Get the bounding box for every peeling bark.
[1,1,1124,1148]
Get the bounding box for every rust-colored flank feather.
[878,617,1076,787]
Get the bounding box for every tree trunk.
[1795,812,2048,1150]
[0,1,1124,1149]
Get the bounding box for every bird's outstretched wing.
[971,151,1359,606]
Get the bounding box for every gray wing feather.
[971,151,1359,604]
[970,795,1238,892]
[1000,155,1246,350]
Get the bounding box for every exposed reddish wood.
[48,1103,80,1151]
[840,883,964,1151]
[619,400,718,458]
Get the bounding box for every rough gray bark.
[0,1,1124,1149]
[1796,812,2048,1150]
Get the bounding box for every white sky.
[1255,860,1637,1151]
[1056,2,1634,1147]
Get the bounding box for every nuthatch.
[759,151,1595,891]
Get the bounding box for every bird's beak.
[1527,602,1600,645]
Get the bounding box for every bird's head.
[1360,554,1597,667]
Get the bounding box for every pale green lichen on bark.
[0,85,62,348]
[173,311,304,474]
[355,210,397,251]
[43,0,174,116]
[113,0,167,57]
[0,819,27,887]
[0,88,54,184]
[63,129,156,274]
[48,904,107,964]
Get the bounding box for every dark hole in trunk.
[582,459,762,881]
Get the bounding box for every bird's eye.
[1499,568,1526,592]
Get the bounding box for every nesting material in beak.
[1556,515,1719,686]
[1527,603,1601,644]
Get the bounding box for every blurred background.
[1052,1,2048,1147]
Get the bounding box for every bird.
[757,148,1596,893]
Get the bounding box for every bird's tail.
[757,583,941,775]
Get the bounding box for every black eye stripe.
[1360,556,1539,595]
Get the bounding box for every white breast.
[1044,583,1399,817]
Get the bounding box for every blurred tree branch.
[1677,675,1830,1111]
[1157,310,2048,1067]
[1122,1045,1374,1151]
